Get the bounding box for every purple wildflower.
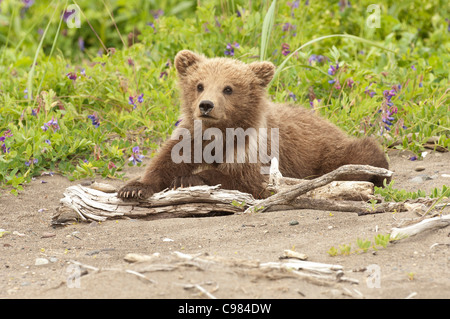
[175,119,182,127]
[309,99,321,109]
[364,83,376,97]
[287,1,300,9]
[128,96,137,109]
[151,9,164,19]
[224,42,239,56]
[282,22,296,32]
[409,156,417,161]
[1,143,9,154]
[347,78,354,88]
[23,0,34,8]
[25,158,38,166]
[129,94,144,109]
[0,130,12,154]
[128,146,144,166]
[308,54,327,65]
[281,43,290,56]
[383,89,396,100]
[288,92,297,101]
[24,88,34,99]
[411,65,416,71]
[327,63,339,76]
[334,81,342,90]
[88,112,100,128]
[41,117,60,132]
[159,71,168,79]
[338,0,351,10]
[62,8,75,22]
[108,161,117,169]
[67,72,77,81]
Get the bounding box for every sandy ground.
[0,149,449,299]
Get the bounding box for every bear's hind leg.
[337,137,390,187]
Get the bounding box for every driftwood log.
[390,214,450,239]
[52,161,448,232]
[53,163,397,225]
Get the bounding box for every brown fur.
[118,50,390,200]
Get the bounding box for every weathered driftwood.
[246,159,393,214]
[390,214,450,239]
[53,184,254,224]
[268,158,377,201]
[53,162,398,225]
[264,198,407,216]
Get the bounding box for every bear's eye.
[197,83,204,92]
[223,86,233,95]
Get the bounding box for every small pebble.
[41,232,56,238]
[35,258,49,266]
[414,166,425,172]
[289,220,299,226]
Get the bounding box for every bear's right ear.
[175,50,204,77]
[249,61,275,88]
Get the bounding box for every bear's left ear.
[249,61,276,87]
[175,50,204,77]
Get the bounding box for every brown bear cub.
[118,50,390,200]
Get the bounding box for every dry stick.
[390,214,450,239]
[265,197,406,216]
[246,164,393,214]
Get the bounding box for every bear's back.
[267,104,349,179]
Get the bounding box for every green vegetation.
[327,233,391,256]
[375,182,449,202]
[1,0,449,196]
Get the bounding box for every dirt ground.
[1,149,449,299]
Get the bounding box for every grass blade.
[271,34,398,85]
[260,0,277,61]
[34,1,68,106]
[26,0,57,102]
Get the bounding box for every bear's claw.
[117,182,154,200]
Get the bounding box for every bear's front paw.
[171,175,205,189]
[117,181,155,200]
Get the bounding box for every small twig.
[193,284,217,299]
[125,269,156,284]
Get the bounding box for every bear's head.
[174,50,275,130]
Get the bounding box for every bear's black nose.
[199,100,214,115]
